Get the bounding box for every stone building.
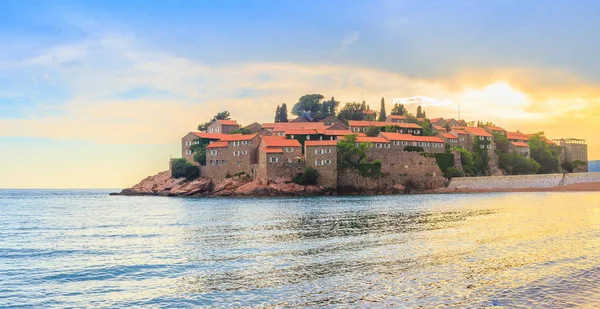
[356,136,391,149]
[379,132,445,153]
[507,131,529,144]
[448,129,470,150]
[484,126,507,137]
[464,127,495,156]
[243,122,262,134]
[386,115,408,123]
[430,118,447,127]
[206,119,240,134]
[181,132,226,162]
[305,140,338,188]
[437,132,459,146]
[552,138,589,171]
[259,137,302,163]
[348,121,423,135]
[509,141,531,158]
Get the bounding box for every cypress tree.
[279,103,288,122]
[378,97,387,121]
[275,105,281,122]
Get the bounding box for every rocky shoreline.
[111,171,339,197]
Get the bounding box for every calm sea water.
[1,190,599,308]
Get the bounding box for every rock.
[269,182,306,195]
[393,184,405,192]
[272,177,291,184]
[170,178,212,196]
[305,185,324,195]
[234,181,269,196]
[122,171,181,195]
[213,176,250,196]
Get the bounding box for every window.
[185,141,192,146]
[269,156,279,163]
[326,160,332,164]
[215,127,220,132]
[208,128,213,133]
[210,160,214,165]
[242,150,248,155]
[386,144,391,148]
[413,142,418,146]
[233,151,240,156]
[286,147,294,153]
[241,141,248,145]
[487,145,492,149]
[408,129,413,133]
[480,145,485,149]
[222,160,226,164]
[328,149,332,153]
[363,128,367,132]
[487,136,492,141]
[479,136,484,140]
[306,135,311,140]
[210,150,217,156]
[237,161,241,166]
[216,160,220,165]
[460,137,465,141]
[186,150,192,155]
[353,128,360,132]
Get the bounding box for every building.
[430,118,446,127]
[449,129,471,150]
[484,126,507,137]
[348,121,423,135]
[243,122,262,134]
[304,140,338,188]
[181,132,227,162]
[437,132,459,146]
[259,136,302,163]
[552,138,588,171]
[356,136,391,149]
[386,115,409,123]
[379,132,445,153]
[507,131,529,143]
[362,110,376,120]
[463,127,494,154]
[206,119,240,134]
[509,141,530,158]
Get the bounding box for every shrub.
[293,167,320,185]
[561,160,574,173]
[172,158,201,180]
[404,146,424,152]
[433,153,454,172]
[444,167,465,179]
[498,152,541,175]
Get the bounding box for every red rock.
[170,178,212,195]
[234,181,269,196]
[269,182,305,195]
[305,185,324,195]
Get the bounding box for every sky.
[1,0,599,188]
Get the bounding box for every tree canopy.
[337,134,371,166]
[197,111,231,131]
[337,102,365,123]
[528,133,560,174]
[378,97,387,121]
[390,103,407,116]
[290,94,337,121]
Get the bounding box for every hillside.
[589,160,600,172]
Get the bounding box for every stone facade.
[379,132,445,153]
[553,138,588,171]
[305,141,338,188]
[244,122,262,134]
[206,119,240,134]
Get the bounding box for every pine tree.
[361,101,367,111]
[416,105,423,118]
[274,105,281,122]
[378,97,387,121]
[422,110,426,119]
[279,103,288,122]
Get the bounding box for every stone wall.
[561,172,600,185]
[366,148,443,177]
[337,168,446,193]
[265,162,305,182]
[201,164,258,184]
[447,174,564,190]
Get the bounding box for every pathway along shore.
[439,172,600,194]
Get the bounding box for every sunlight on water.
[0,190,599,308]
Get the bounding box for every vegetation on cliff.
[171,158,200,180]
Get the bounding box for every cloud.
[335,31,360,54]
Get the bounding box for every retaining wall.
[447,172,600,190]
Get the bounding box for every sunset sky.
[1,0,599,188]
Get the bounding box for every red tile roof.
[261,138,302,147]
[524,134,556,145]
[216,119,239,126]
[464,127,493,137]
[507,131,529,141]
[261,147,284,153]
[356,136,390,143]
[284,129,318,135]
[262,122,328,130]
[511,141,529,147]
[430,117,444,123]
[379,132,445,143]
[206,141,228,148]
[452,129,469,135]
[348,121,421,129]
[305,140,338,146]
[362,110,375,115]
[388,115,407,120]
[219,134,257,141]
[485,126,506,132]
[191,132,228,140]
[323,130,355,136]
[433,125,447,131]
[440,132,458,139]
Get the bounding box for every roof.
[284,129,318,135]
[323,130,356,136]
[388,115,407,120]
[379,132,445,143]
[464,127,493,137]
[433,125,447,131]
[191,132,228,140]
[305,140,338,146]
[262,122,328,130]
[216,119,239,126]
[206,141,228,149]
[440,132,458,139]
[485,126,506,132]
[219,134,257,141]
[452,129,469,135]
[356,136,390,143]
[261,147,284,153]
[348,121,422,129]
[430,117,444,123]
[362,110,375,115]
[507,131,529,141]
[511,141,530,147]
[261,138,302,147]
[526,134,556,145]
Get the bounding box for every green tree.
[561,160,574,173]
[293,167,320,185]
[230,127,252,135]
[171,158,200,180]
[319,97,338,120]
[365,126,380,137]
[291,94,325,119]
[498,152,541,175]
[416,105,423,118]
[421,120,436,136]
[444,167,465,179]
[279,103,289,122]
[455,147,476,176]
[274,105,281,123]
[337,134,371,166]
[197,110,232,131]
[493,132,511,153]
[337,102,365,123]
[472,138,490,175]
[378,97,387,121]
[529,133,560,174]
[391,103,407,115]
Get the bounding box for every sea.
[1,189,599,308]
